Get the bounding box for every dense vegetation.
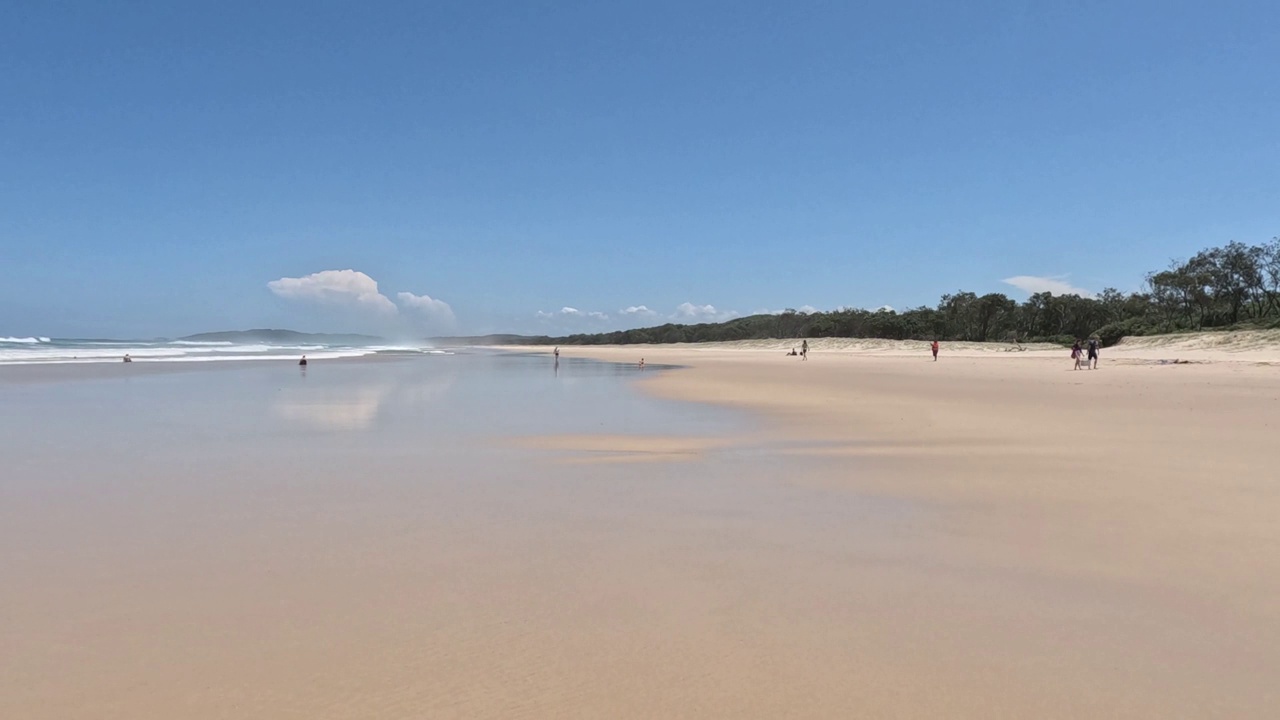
[537,238,1280,347]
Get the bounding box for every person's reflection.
[554,358,559,377]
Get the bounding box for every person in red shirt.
[931,340,939,361]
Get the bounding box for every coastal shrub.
[1094,318,1156,347]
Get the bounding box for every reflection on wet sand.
[271,366,458,431]
[0,352,760,720]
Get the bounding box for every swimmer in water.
[299,355,307,367]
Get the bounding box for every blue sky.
[2,1,1277,338]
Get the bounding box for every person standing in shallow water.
[931,340,939,361]
[299,355,307,367]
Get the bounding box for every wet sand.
[3,346,1279,718]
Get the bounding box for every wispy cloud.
[537,306,610,321]
[1002,275,1095,298]
[536,302,741,329]
[268,269,398,314]
[753,305,819,316]
[673,302,739,322]
[396,291,455,324]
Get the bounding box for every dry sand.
[3,336,1279,718]
[508,335,1280,717]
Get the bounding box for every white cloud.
[754,305,820,316]
[268,269,398,314]
[562,307,609,320]
[537,307,610,322]
[1002,275,1095,298]
[268,269,456,330]
[673,302,739,323]
[396,292,456,324]
[537,302,742,328]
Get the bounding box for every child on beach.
[1071,341,1082,370]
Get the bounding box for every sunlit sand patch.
[514,434,732,463]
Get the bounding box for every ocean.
[0,335,449,365]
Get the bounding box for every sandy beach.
[508,336,1280,717]
[11,1,1279,716]
[3,338,1279,718]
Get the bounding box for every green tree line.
[539,238,1280,347]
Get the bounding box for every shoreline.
[0,352,428,385]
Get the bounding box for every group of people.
[1071,338,1100,370]
[787,340,810,359]
[547,337,1099,371]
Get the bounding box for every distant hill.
[181,329,384,345]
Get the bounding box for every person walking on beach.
[931,340,939,361]
[1071,341,1082,370]
[801,339,808,361]
[1087,338,1100,370]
